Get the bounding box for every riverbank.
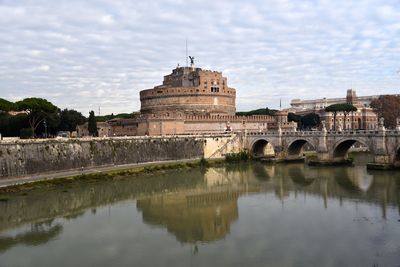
[0,158,225,194]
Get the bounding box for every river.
[0,153,399,267]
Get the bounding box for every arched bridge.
[245,127,400,169]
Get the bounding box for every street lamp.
[43,119,47,138]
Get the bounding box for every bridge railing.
[246,131,321,136]
[246,129,400,136]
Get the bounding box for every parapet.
[185,115,276,122]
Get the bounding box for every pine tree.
[88,111,98,137]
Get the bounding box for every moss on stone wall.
[0,158,225,194]
[0,137,204,178]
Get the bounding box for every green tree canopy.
[288,112,301,123]
[88,111,98,137]
[95,112,133,122]
[15,98,58,137]
[288,112,320,130]
[325,103,357,130]
[236,107,278,116]
[58,109,86,132]
[301,113,321,130]
[0,98,17,112]
[0,113,29,137]
[325,103,357,113]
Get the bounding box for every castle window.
[211,86,219,93]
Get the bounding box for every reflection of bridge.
[245,125,400,168]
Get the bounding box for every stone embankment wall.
[0,134,242,178]
[0,137,206,178]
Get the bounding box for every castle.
[83,64,295,137]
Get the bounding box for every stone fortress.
[139,66,236,115]
[100,61,295,137]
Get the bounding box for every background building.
[290,91,400,112]
[76,122,112,137]
[287,89,379,130]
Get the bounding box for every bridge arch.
[287,138,316,157]
[250,138,275,158]
[332,138,370,160]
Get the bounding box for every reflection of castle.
[1,161,398,240]
[86,64,296,137]
[136,191,239,243]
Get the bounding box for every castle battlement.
[140,87,235,99]
[184,115,276,122]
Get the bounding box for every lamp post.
[43,119,47,138]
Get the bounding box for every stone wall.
[140,90,236,115]
[0,137,205,178]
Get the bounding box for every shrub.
[225,151,250,162]
[199,157,209,167]
[20,128,33,139]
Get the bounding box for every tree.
[58,109,86,132]
[95,112,133,122]
[341,104,357,130]
[325,103,357,130]
[370,95,400,129]
[236,107,278,116]
[288,112,302,129]
[0,98,17,112]
[288,112,301,122]
[0,113,29,137]
[43,111,61,136]
[88,111,98,137]
[301,113,321,130]
[16,98,58,137]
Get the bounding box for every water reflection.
[0,221,62,253]
[137,192,239,243]
[0,155,400,251]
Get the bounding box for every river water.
[1,153,400,267]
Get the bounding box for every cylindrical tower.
[140,67,236,116]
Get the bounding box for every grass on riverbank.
[0,158,225,194]
[225,151,251,162]
[303,151,318,161]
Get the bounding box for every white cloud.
[36,65,50,72]
[28,50,42,57]
[99,14,115,25]
[55,47,69,54]
[0,0,399,115]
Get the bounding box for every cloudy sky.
[1,0,399,115]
